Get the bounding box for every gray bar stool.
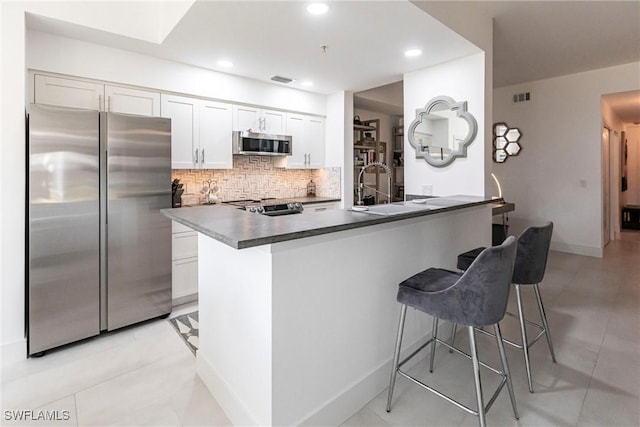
[386,237,519,427]
[453,222,556,393]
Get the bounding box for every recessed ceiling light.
[217,60,233,68]
[300,81,314,87]
[307,3,329,15]
[404,49,422,57]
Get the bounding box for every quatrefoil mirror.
[408,96,478,167]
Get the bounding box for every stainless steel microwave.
[232,131,292,156]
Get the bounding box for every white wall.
[325,91,353,208]
[493,62,640,257]
[403,53,487,197]
[1,1,28,366]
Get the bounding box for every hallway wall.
[493,62,640,257]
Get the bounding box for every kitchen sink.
[353,202,432,216]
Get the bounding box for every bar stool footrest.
[392,336,510,416]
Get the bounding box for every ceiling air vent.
[513,92,531,103]
[271,75,294,84]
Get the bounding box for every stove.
[223,198,304,216]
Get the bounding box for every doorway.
[602,90,640,244]
[602,126,611,246]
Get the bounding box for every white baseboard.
[1,338,27,367]
[172,293,197,307]
[196,352,261,426]
[196,333,431,427]
[550,241,602,258]
[297,334,431,426]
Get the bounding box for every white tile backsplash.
[172,156,340,205]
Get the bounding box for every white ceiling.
[27,1,640,123]
[27,1,479,95]
[441,1,640,88]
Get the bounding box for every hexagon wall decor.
[493,123,522,163]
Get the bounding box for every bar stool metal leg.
[494,324,519,419]
[429,318,439,373]
[515,284,534,392]
[386,304,407,412]
[534,283,557,362]
[449,323,457,353]
[468,326,486,427]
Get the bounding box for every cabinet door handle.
[308,153,311,165]
[201,149,205,165]
[194,149,199,165]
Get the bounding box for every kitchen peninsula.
[162,196,496,426]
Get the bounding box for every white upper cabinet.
[34,74,160,116]
[199,100,233,169]
[306,116,325,168]
[161,94,233,169]
[104,85,160,116]
[285,113,325,169]
[161,94,198,169]
[286,114,306,168]
[232,105,286,134]
[261,109,286,134]
[34,74,103,110]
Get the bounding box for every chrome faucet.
[357,162,392,205]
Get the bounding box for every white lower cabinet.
[172,221,198,304]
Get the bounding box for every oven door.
[232,131,292,156]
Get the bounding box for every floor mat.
[168,311,199,355]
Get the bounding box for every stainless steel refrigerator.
[27,104,172,356]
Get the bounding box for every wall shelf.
[353,119,390,204]
[392,125,404,202]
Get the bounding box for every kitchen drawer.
[172,221,196,234]
[303,202,338,213]
[172,257,198,300]
[172,232,198,260]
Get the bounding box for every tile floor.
[1,232,638,427]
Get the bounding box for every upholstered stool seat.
[386,237,519,427]
[457,247,485,271]
[452,222,556,393]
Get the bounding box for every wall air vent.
[513,92,531,103]
[271,75,294,84]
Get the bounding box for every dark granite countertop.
[162,195,500,250]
